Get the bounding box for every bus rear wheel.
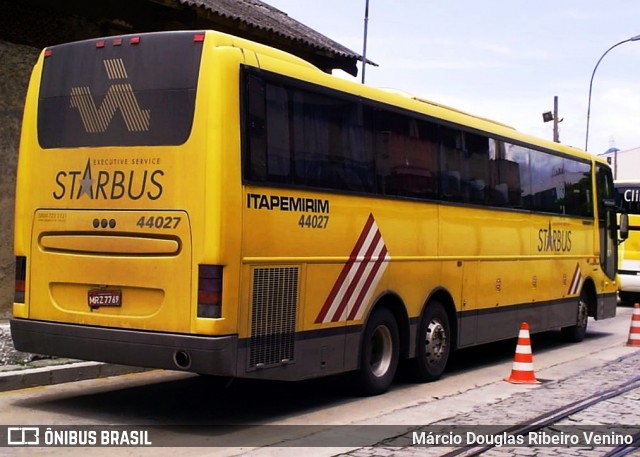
[412,301,450,382]
[619,291,640,306]
[354,307,399,396]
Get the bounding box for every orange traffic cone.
[505,322,540,384]
[626,303,640,347]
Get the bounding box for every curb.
[0,361,149,392]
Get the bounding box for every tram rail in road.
[439,375,640,457]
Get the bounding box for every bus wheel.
[354,307,399,396]
[561,291,588,342]
[619,291,640,306]
[412,301,450,382]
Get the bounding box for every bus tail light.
[197,265,222,318]
[15,256,26,304]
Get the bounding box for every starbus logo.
[537,221,572,252]
[69,58,150,133]
[53,159,164,201]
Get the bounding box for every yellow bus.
[12,30,619,395]
[615,180,640,305]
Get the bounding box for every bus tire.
[412,300,450,382]
[561,291,588,343]
[354,307,399,396]
[619,291,640,306]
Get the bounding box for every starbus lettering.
[53,159,164,200]
[537,221,572,252]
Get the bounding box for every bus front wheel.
[561,291,588,343]
[412,301,450,382]
[354,307,399,396]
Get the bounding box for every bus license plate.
[88,289,122,308]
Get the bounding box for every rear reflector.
[197,265,222,318]
[15,256,26,304]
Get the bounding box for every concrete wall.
[0,41,39,317]
[600,147,640,182]
[0,1,111,317]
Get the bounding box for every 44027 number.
[136,216,182,229]
[298,214,329,229]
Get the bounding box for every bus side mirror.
[620,213,629,242]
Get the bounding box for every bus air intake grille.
[249,266,299,369]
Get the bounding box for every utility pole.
[542,96,562,143]
[553,95,559,143]
[361,0,370,84]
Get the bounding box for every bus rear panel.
[11,31,242,374]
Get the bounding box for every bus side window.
[265,84,291,182]
[530,149,564,214]
[371,109,391,195]
[440,127,465,202]
[563,159,592,217]
[490,139,523,208]
[292,91,331,188]
[339,103,375,193]
[372,112,438,199]
[466,133,490,204]
[504,143,531,209]
[245,75,266,181]
[413,120,439,199]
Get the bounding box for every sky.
[265,1,640,155]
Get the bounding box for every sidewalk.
[0,320,147,392]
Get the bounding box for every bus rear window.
[37,31,204,148]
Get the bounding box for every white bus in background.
[615,180,640,305]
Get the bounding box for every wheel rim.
[424,318,447,364]
[370,324,393,377]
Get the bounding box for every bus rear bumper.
[9,318,238,376]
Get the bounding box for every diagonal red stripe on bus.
[567,263,581,295]
[349,213,376,261]
[315,214,376,324]
[330,230,382,322]
[346,246,389,321]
